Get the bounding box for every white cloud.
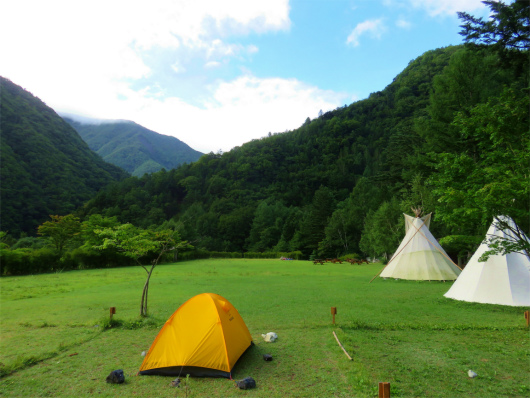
[206,39,241,58]
[124,75,347,153]
[0,0,294,154]
[204,41,260,62]
[247,45,259,54]
[0,0,290,88]
[408,0,486,17]
[26,72,344,153]
[171,62,186,74]
[205,61,222,69]
[396,19,411,29]
[347,19,386,47]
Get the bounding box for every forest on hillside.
[0,77,129,237]
[63,118,203,177]
[1,1,528,272]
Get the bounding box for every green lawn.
[0,259,528,397]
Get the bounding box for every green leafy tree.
[458,0,529,80]
[81,214,120,248]
[439,234,485,267]
[218,207,255,252]
[359,199,402,261]
[422,47,510,153]
[247,200,289,252]
[37,214,81,255]
[318,205,356,257]
[429,87,530,259]
[458,1,529,51]
[481,216,530,260]
[400,173,436,216]
[291,186,336,256]
[0,231,10,249]
[94,224,191,316]
[274,207,303,252]
[318,197,364,257]
[319,177,391,257]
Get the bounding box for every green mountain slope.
[0,77,129,236]
[78,47,458,234]
[62,117,203,176]
[79,43,528,258]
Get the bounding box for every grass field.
[0,259,528,397]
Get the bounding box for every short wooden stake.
[525,311,529,327]
[331,307,337,324]
[110,307,116,320]
[378,382,390,398]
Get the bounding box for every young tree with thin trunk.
[93,224,191,316]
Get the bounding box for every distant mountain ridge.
[62,115,203,177]
[0,77,129,236]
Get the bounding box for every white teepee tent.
[444,216,530,307]
[379,213,461,281]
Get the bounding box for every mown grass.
[0,259,528,397]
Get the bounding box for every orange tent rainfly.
[139,293,253,378]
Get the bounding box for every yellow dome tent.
[139,293,253,378]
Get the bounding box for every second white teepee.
[444,216,530,307]
[379,213,461,281]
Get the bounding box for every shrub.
[340,253,360,260]
[178,249,212,261]
[63,248,133,270]
[0,247,136,276]
[178,250,303,261]
[11,237,49,250]
[0,248,60,275]
[244,251,303,260]
[178,250,243,261]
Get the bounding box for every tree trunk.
[140,264,155,317]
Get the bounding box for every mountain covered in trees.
[0,77,129,236]
[77,36,529,261]
[62,116,203,177]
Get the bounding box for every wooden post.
[110,307,116,320]
[378,382,390,398]
[525,311,529,327]
[331,307,337,324]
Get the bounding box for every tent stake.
[332,331,352,360]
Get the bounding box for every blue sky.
[1,0,491,153]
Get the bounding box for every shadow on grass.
[0,332,101,378]
[1,316,164,379]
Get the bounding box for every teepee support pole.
[378,382,390,398]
